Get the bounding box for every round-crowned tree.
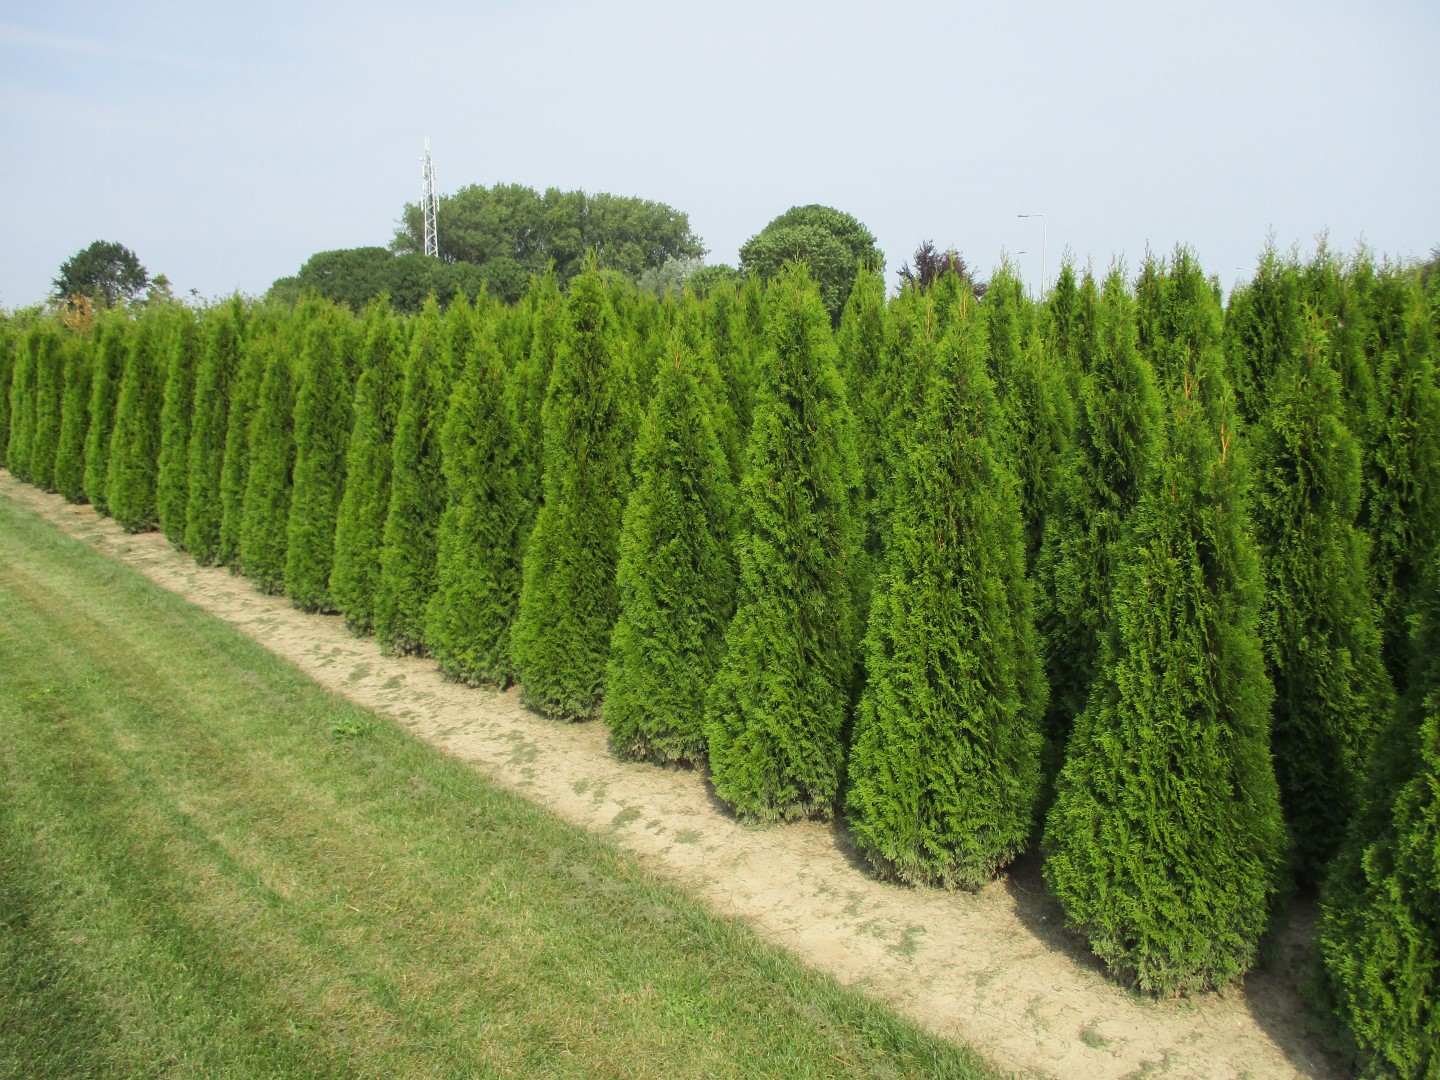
[705,261,863,821]
[739,205,882,324]
[845,291,1045,888]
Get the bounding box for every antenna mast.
[421,136,439,258]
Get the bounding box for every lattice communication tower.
[422,137,439,258]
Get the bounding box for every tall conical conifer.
[218,314,272,565]
[185,299,246,564]
[1251,306,1394,884]
[284,310,355,611]
[156,312,200,546]
[507,272,562,508]
[0,320,15,469]
[106,314,167,532]
[511,268,638,719]
[82,316,128,513]
[238,335,296,593]
[604,337,736,764]
[1044,251,1285,996]
[702,277,756,481]
[28,324,65,491]
[705,263,863,821]
[836,265,889,591]
[1317,549,1439,1079]
[846,294,1045,887]
[330,302,403,634]
[425,328,527,685]
[374,297,455,655]
[53,336,92,502]
[5,326,40,483]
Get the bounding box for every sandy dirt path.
[0,474,1346,1080]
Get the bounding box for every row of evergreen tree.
[2,247,1435,1076]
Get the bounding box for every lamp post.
[1018,213,1047,300]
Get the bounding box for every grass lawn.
[0,494,998,1079]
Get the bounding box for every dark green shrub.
[185,299,247,564]
[0,319,16,469]
[237,333,296,593]
[106,314,167,532]
[705,262,863,821]
[28,323,65,491]
[53,335,93,502]
[156,312,200,546]
[217,312,273,565]
[82,314,129,513]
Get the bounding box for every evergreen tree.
[0,320,16,470]
[374,297,454,654]
[156,311,200,546]
[604,337,737,764]
[705,262,863,821]
[1224,247,1305,426]
[5,326,41,483]
[424,328,528,685]
[1317,549,1439,1079]
[217,313,273,565]
[1251,309,1394,885]
[106,314,167,532]
[82,315,129,513]
[507,271,562,508]
[702,276,756,481]
[836,265,889,589]
[28,323,65,491]
[185,299,246,564]
[330,301,403,634]
[510,268,638,719]
[237,335,296,593]
[284,309,355,611]
[846,293,1045,887]
[1034,269,1164,779]
[53,335,92,502]
[1044,254,1285,996]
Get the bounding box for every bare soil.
[1,473,1348,1080]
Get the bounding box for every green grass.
[0,493,999,1079]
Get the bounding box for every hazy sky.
[3,1,1437,308]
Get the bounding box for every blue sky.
[2,0,1437,307]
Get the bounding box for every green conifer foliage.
[156,312,200,546]
[1361,285,1440,685]
[705,263,863,821]
[5,326,40,483]
[53,335,93,502]
[284,310,356,612]
[1251,311,1394,884]
[82,315,129,513]
[106,314,168,532]
[374,297,455,655]
[28,323,66,492]
[217,314,273,565]
[1317,550,1439,1080]
[1224,248,1305,425]
[507,272,562,508]
[237,336,296,593]
[330,302,403,634]
[510,269,638,719]
[846,294,1045,887]
[1044,256,1285,996]
[424,329,527,685]
[184,299,247,564]
[702,277,756,481]
[0,320,16,469]
[836,266,889,574]
[1033,270,1164,774]
[604,338,737,764]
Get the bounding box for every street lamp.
[1018,213,1047,300]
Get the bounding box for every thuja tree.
[1361,282,1440,685]
[604,337,736,764]
[156,311,200,546]
[1317,549,1439,1079]
[1250,312,1394,885]
[53,335,93,502]
[703,276,756,481]
[507,271,562,507]
[706,262,863,821]
[238,334,296,593]
[284,308,356,612]
[184,299,247,564]
[0,319,17,470]
[82,315,129,512]
[1044,257,1285,996]
[374,296,456,655]
[1223,247,1306,426]
[106,313,168,532]
[424,328,527,685]
[217,312,273,565]
[28,321,66,491]
[846,294,1045,887]
[511,267,638,719]
[330,301,403,633]
[1033,269,1163,774]
[5,325,40,482]
[836,265,889,576]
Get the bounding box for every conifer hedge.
[106,314,167,532]
[53,335,92,502]
[82,316,128,513]
[511,268,637,719]
[604,337,736,764]
[217,312,271,565]
[238,333,296,593]
[706,263,862,820]
[28,323,65,492]
[185,299,246,564]
[5,326,40,483]
[845,295,1044,886]
[156,312,200,546]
